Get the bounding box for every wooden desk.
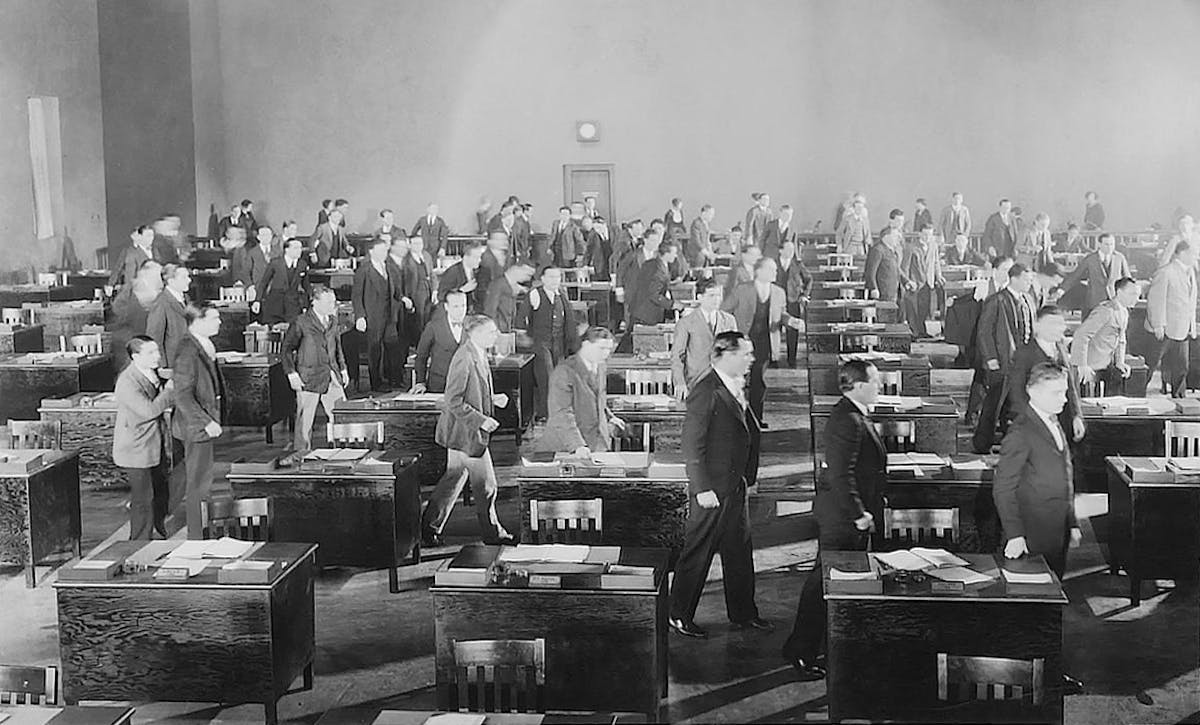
[186,267,227,302]
[492,353,537,437]
[0,449,81,587]
[880,460,1002,554]
[1077,398,1200,493]
[805,322,913,354]
[806,352,931,396]
[1106,456,1200,604]
[516,458,688,560]
[824,551,1066,724]
[432,545,668,719]
[607,396,686,453]
[0,705,134,724]
[0,322,45,353]
[809,396,959,484]
[218,353,295,443]
[811,266,865,283]
[809,280,866,301]
[604,353,672,394]
[374,713,645,725]
[64,271,112,298]
[225,453,421,593]
[307,268,356,301]
[39,393,124,490]
[32,301,105,350]
[213,302,251,352]
[564,281,614,327]
[804,299,900,324]
[0,353,116,421]
[54,542,316,725]
[0,284,81,308]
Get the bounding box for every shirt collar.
[713,367,745,404]
[167,287,185,304]
[846,395,870,416]
[191,331,216,359]
[137,364,161,387]
[1035,337,1057,357]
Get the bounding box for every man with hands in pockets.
[280,286,349,453]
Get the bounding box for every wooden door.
[563,164,615,222]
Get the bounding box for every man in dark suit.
[146,264,191,370]
[438,241,485,310]
[982,198,1017,259]
[253,238,310,325]
[483,263,533,333]
[911,197,934,233]
[782,360,883,680]
[527,267,579,421]
[109,225,156,288]
[629,240,680,326]
[866,217,907,303]
[687,205,716,269]
[173,303,225,539]
[762,204,798,259]
[402,234,437,344]
[352,238,404,391]
[412,290,468,394]
[945,233,987,266]
[512,203,533,265]
[151,214,185,265]
[477,232,510,298]
[550,205,585,268]
[669,331,769,638]
[534,327,626,455]
[411,202,449,259]
[777,238,812,366]
[1060,233,1132,318]
[1006,305,1085,445]
[112,336,174,540]
[281,286,348,452]
[311,209,351,267]
[218,203,253,241]
[973,263,1035,453]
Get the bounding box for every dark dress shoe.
[668,618,707,638]
[421,528,445,548]
[732,617,774,631]
[1062,673,1084,696]
[785,657,827,681]
[484,533,516,546]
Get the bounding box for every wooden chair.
[528,498,603,544]
[36,273,57,287]
[937,653,1044,706]
[829,253,854,268]
[220,285,247,303]
[1,308,23,325]
[7,420,63,450]
[0,664,58,705]
[860,305,878,324]
[95,247,110,270]
[873,420,915,452]
[883,507,960,544]
[879,370,902,395]
[244,324,285,354]
[1165,420,1200,457]
[841,334,878,353]
[201,497,273,541]
[68,333,103,355]
[624,369,672,396]
[326,421,384,447]
[451,638,545,714]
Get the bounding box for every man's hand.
[986,359,1001,371]
[480,416,500,433]
[696,490,720,509]
[411,383,427,394]
[251,301,261,314]
[402,296,414,311]
[869,289,880,300]
[287,372,304,392]
[787,317,804,330]
[610,415,626,430]
[1078,365,1095,384]
[158,368,173,380]
[854,511,873,531]
[492,393,509,408]
[1004,536,1029,559]
[341,370,350,386]
[1069,527,1083,548]
[462,280,477,293]
[1154,327,1165,341]
[355,318,367,333]
[1072,416,1085,442]
[674,383,688,401]
[573,446,592,458]
[204,420,223,439]
[1118,362,1131,378]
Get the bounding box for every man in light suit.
[412,202,449,259]
[311,209,351,267]
[174,304,225,539]
[146,264,191,369]
[835,194,870,256]
[687,205,716,268]
[1071,277,1139,395]
[762,204,799,260]
[550,205,585,268]
[668,332,768,638]
[113,336,174,540]
[412,290,468,394]
[982,198,1017,259]
[900,225,944,338]
[352,238,404,391]
[535,327,626,455]
[744,193,774,248]
[939,191,972,251]
[1146,240,1198,397]
[973,263,1036,453]
[1061,233,1131,318]
[782,360,883,681]
[672,277,738,399]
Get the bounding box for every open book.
[872,547,968,572]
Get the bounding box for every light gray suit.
[671,307,737,386]
[535,354,616,453]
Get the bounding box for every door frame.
[563,163,615,223]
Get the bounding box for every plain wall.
[202,0,1200,236]
[190,0,228,237]
[0,0,107,277]
[98,0,197,257]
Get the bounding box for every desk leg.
[24,563,35,588]
[303,662,314,691]
[388,562,400,594]
[264,698,278,725]
[1130,575,1142,606]
[265,423,274,444]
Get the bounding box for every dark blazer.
[762,220,798,259]
[777,257,812,303]
[172,333,224,443]
[351,261,401,340]
[145,290,189,367]
[912,207,934,232]
[534,354,614,453]
[629,258,673,325]
[435,343,494,456]
[686,217,712,268]
[112,363,172,469]
[682,369,761,497]
[550,219,585,266]
[865,241,906,301]
[526,286,578,352]
[483,277,521,333]
[1062,250,1131,314]
[815,396,886,530]
[401,251,436,323]
[982,212,1017,258]
[311,222,350,267]
[977,288,1031,371]
[280,309,345,394]
[151,233,181,265]
[1005,340,1083,431]
[256,256,310,325]
[231,244,267,289]
[477,250,507,299]
[109,244,152,287]
[993,407,1078,558]
[437,261,476,309]
[511,216,532,264]
[414,315,463,392]
[411,215,449,257]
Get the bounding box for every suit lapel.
[713,380,748,432]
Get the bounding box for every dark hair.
[644,227,663,242]
[133,224,151,236]
[889,208,904,219]
[780,204,792,212]
[580,326,615,343]
[321,199,333,209]
[1007,262,1029,279]
[657,240,677,256]
[700,204,713,213]
[1038,262,1062,278]
[369,237,389,249]
[999,198,1010,205]
[1067,223,1079,231]
[284,237,303,250]
[379,208,393,217]
[1027,361,1065,389]
[838,359,877,392]
[310,284,335,303]
[1098,232,1115,244]
[184,302,217,326]
[162,263,186,282]
[670,197,682,207]
[1036,304,1062,320]
[1174,241,1191,258]
[559,205,571,213]
[915,197,927,204]
[1114,276,1137,292]
[695,277,720,296]
[240,199,252,207]
[126,334,155,358]
[730,224,743,233]
[711,330,747,359]
[335,198,349,207]
[990,254,1011,268]
[282,219,297,230]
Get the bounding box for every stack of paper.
[1000,568,1054,585]
[829,568,878,581]
[499,544,591,564]
[171,537,257,560]
[873,547,968,571]
[304,448,370,462]
[928,567,994,585]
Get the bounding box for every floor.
[1,352,1198,724]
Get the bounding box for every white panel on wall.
[28,96,65,241]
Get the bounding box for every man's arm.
[992,424,1031,541]
[413,324,436,383]
[115,372,171,423]
[351,266,367,321]
[976,296,1001,366]
[1005,347,1033,409]
[546,367,586,451]
[279,318,302,378]
[682,381,721,498]
[257,261,277,302]
[145,301,166,353]
[823,411,867,521]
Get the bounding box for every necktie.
[709,313,717,334]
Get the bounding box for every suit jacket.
[352,261,401,340]
[815,396,886,528]
[535,354,614,453]
[172,333,225,443]
[945,246,987,267]
[744,206,774,247]
[762,219,798,259]
[993,407,1078,557]
[1084,203,1106,231]
[686,217,712,268]
[256,256,310,325]
[231,244,267,290]
[412,215,449,257]
[437,261,477,309]
[435,343,494,456]
[939,204,972,244]
[1063,250,1130,313]
[901,238,942,289]
[865,241,906,301]
[151,233,181,265]
[550,219,585,265]
[671,307,737,386]
[977,288,1033,371]
[112,364,172,469]
[629,258,673,325]
[483,277,522,332]
[982,212,1016,258]
[912,207,934,232]
[526,286,578,352]
[281,309,345,394]
[477,250,507,299]
[511,217,532,263]
[723,263,755,296]
[1006,340,1083,432]
[109,244,152,287]
[1070,300,1128,371]
[311,222,350,267]
[682,369,761,497]
[722,282,792,361]
[401,251,437,325]
[414,315,463,392]
[836,210,871,255]
[777,257,812,304]
[1146,259,1197,340]
[146,290,189,367]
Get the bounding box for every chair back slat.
[451,639,545,714]
[326,422,384,447]
[0,664,58,706]
[879,370,902,395]
[528,498,603,544]
[1166,420,1200,458]
[624,369,672,396]
[68,333,103,355]
[7,420,63,450]
[220,286,246,303]
[883,507,959,544]
[201,497,272,541]
[873,420,915,453]
[937,653,1044,705]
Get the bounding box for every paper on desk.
[215,351,247,363]
[928,567,993,585]
[910,548,969,568]
[158,558,209,576]
[387,392,444,403]
[520,457,561,468]
[829,568,878,581]
[590,452,649,467]
[305,448,370,462]
[1001,568,1054,585]
[424,714,486,725]
[170,536,256,560]
[872,550,932,571]
[951,459,990,470]
[906,453,948,466]
[1168,457,1200,472]
[498,544,590,563]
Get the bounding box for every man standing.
[1061,233,1131,318]
[402,234,437,342]
[744,193,774,248]
[911,197,934,233]
[281,286,348,452]
[437,241,484,310]
[550,205,585,268]
[110,226,156,288]
[535,327,626,456]
[412,290,468,394]
[865,226,906,304]
[777,238,812,366]
[974,263,1036,453]
[901,225,944,338]
[1071,277,1139,395]
[1083,191,1106,230]
[982,198,1017,259]
[312,209,350,267]
[411,202,449,259]
[512,203,533,266]
[762,204,798,260]
[253,238,310,325]
[173,304,225,539]
[668,331,768,638]
[1146,241,1197,397]
[580,216,607,278]
[946,233,987,266]
[1006,305,1085,446]
[672,277,738,400]
[151,213,185,265]
[483,263,534,333]
[113,336,174,540]
[1029,262,1064,311]
[477,232,510,298]
[782,360,883,679]
[146,264,191,369]
[527,267,578,422]
[724,243,760,296]
[687,204,716,269]
[629,240,680,326]
[376,209,405,244]
[835,194,870,256]
[939,192,972,251]
[352,238,403,392]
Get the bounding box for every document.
[951,459,990,471]
[872,550,933,571]
[424,714,486,725]
[829,568,878,581]
[305,448,370,462]
[156,558,209,577]
[1001,568,1054,585]
[909,548,969,568]
[170,537,256,560]
[498,544,591,563]
[927,566,994,585]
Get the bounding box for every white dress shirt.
[714,367,747,408]
[1030,402,1065,450]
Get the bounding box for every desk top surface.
[0,705,134,725]
[53,541,317,590]
[604,354,672,371]
[0,448,80,479]
[372,713,641,725]
[226,451,417,481]
[518,452,687,481]
[39,391,119,411]
[433,544,670,593]
[806,352,931,369]
[810,395,957,416]
[0,353,109,370]
[823,551,1068,604]
[806,322,913,335]
[1106,455,1200,488]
